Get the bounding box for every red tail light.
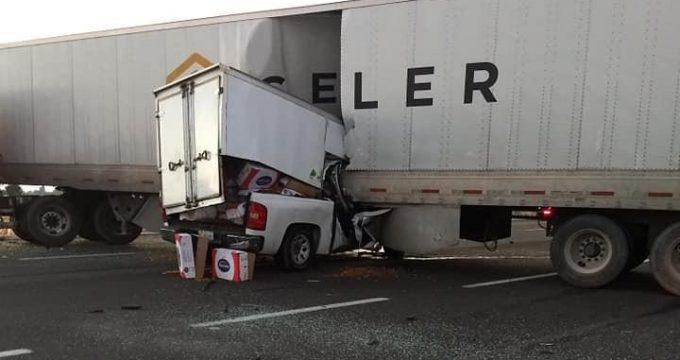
[539,207,554,221]
[246,201,267,231]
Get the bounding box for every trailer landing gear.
[91,200,142,245]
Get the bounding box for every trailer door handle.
[168,159,184,171]
[193,150,211,162]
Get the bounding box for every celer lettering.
[353,62,499,109]
[464,62,498,104]
[406,67,434,107]
[354,72,379,109]
[312,73,337,104]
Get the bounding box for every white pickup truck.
[154,65,351,270]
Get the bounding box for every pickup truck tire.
[24,196,81,247]
[550,215,629,288]
[650,223,680,296]
[92,201,142,245]
[276,227,316,271]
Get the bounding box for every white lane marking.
[19,252,136,261]
[405,255,549,261]
[191,297,390,328]
[0,349,33,358]
[524,228,546,232]
[463,273,557,289]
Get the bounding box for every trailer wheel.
[24,196,81,247]
[382,247,405,260]
[79,216,105,242]
[650,223,680,296]
[550,215,629,288]
[92,201,142,245]
[276,227,316,271]
[11,211,35,243]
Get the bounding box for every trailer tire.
[650,223,680,296]
[276,226,316,271]
[550,215,629,288]
[92,201,142,245]
[383,247,405,260]
[79,216,105,242]
[11,211,35,243]
[24,196,81,247]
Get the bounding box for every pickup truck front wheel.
[276,227,316,271]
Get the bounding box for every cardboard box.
[280,177,321,198]
[212,248,255,282]
[237,163,280,191]
[174,233,195,279]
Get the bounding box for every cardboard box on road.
[212,248,255,282]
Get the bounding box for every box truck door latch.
[168,159,184,171]
[193,150,211,162]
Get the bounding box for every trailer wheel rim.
[564,228,613,274]
[291,234,312,265]
[40,209,69,236]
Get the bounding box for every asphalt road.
[0,220,678,360]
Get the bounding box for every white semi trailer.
[2,0,680,295]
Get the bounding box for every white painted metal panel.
[218,15,341,117]
[0,47,33,163]
[325,120,345,159]
[117,31,166,166]
[165,25,220,74]
[248,192,335,255]
[73,37,119,164]
[342,0,680,172]
[223,73,327,188]
[191,75,223,201]
[157,89,188,208]
[31,43,74,164]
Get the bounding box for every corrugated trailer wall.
[342,0,680,172]
[0,14,341,191]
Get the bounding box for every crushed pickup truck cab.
[154,65,350,270]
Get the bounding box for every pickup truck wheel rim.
[564,229,613,274]
[291,234,311,265]
[40,210,69,236]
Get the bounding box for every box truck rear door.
[190,74,223,203]
[157,87,189,208]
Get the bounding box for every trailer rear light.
[539,207,554,221]
[246,201,268,231]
